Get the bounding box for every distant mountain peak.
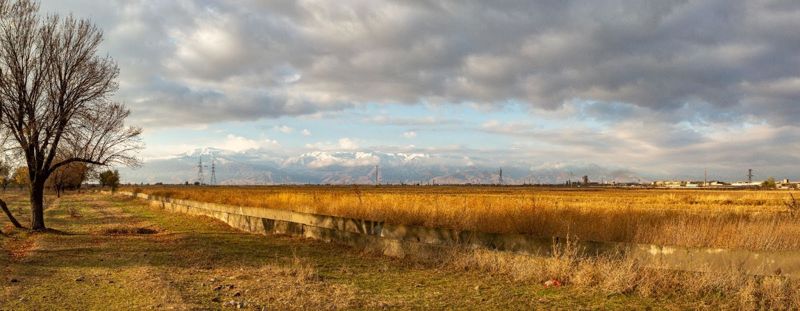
[122,147,643,185]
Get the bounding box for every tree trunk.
[0,198,23,229]
[30,181,46,231]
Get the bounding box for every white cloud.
[337,138,359,150]
[302,151,380,168]
[402,131,417,139]
[140,143,200,161]
[275,125,294,134]
[301,129,312,136]
[305,137,360,151]
[218,134,279,152]
[141,133,280,160]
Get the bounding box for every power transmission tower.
[374,165,380,186]
[210,155,217,185]
[196,156,204,185]
[748,169,754,183]
[498,168,503,185]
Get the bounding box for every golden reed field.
[124,186,800,251]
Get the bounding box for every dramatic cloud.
[38,1,800,180]
[39,0,800,127]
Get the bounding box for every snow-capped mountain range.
[119,148,643,185]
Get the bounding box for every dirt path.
[1,193,687,310]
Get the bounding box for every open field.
[3,192,800,309]
[1,191,745,310]
[124,185,800,251]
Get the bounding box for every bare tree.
[0,0,141,230]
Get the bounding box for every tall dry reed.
[124,185,800,251]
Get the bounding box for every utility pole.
[196,156,204,185]
[704,168,707,186]
[210,155,217,185]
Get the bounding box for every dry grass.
[125,185,800,251]
[100,226,159,235]
[5,192,684,309]
[422,238,800,310]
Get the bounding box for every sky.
[38,0,800,181]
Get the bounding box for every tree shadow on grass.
[35,228,74,235]
[9,220,371,271]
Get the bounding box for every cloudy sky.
[40,0,800,180]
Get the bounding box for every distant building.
[651,180,736,188]
[778,179,799,189]
[705,181,728,188]
[685,182,701,188]
[731,181,762,187]
[652,180,685,188]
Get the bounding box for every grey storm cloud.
[39,0,800,127]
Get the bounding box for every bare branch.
[0,0,141,230]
